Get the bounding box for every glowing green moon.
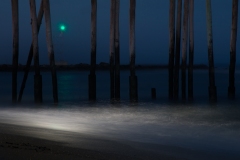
[59,25,66,31]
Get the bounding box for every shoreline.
[0,124,185,160]
[0,64,209,72]
[0,123,238,160]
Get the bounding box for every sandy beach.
[0,123,190,160]
[1,123,238,160]
[0,106,240,160]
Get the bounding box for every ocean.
[1,69,240,104]
[0,69,240,159]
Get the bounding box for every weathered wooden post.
[188,0,194,101]
[18,0,44,102]
[181,0,189,100]
[30,0,42,103]
[110,0,116,100]
[151,88,156,99]
[174,0,182,100]
[11,0,19,103]
[89,0,97,100]
[206,0,217,102]
[169,0,175,100]
[228,0,238,99]
[43,0,58,103]
[115,0,120,100]
[129,0,138,101]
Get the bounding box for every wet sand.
[0,124,189,160]
[0,121,239,160]
[0,108,239,160]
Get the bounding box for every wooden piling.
[206,0,217,102]
[181,0,189,101]
[188,0,194,101]
[129,75,138,101]
[30,0,42,103]
[129,0,136,76]
[115,0,120,100]
[174,0,182,100]
[169,0,175,100]
[89,0,97,100]
[43,0,58,103]
[151,88,156,99]
[18,0,44,102]
[110,0,116,100]
[228,0,238,99]
[11,0,19,103]
[129,0,138,101]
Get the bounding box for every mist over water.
[0,70,240,159]
[0,103,240,156]
[1,69,240,103]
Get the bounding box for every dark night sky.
[0,0,238,65]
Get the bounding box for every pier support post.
[181,0,189,101]
[174,0,182,100]
[228,86,235,99]
[228,0,238,99]
[169,0,175,100]
[43,0,58,103]
[188,0,194,101]
[89,0,97,100]
[30,0,42,103]
[11,0,19,103]
[129,75,138,101]
[206,0,217,102]
[115,0,120,100]
[18,0,44,102]
[109,0,120,101]
[129,0,138,102]
[110,0,116,100]
[151,88,156,99]
[89,74,96,100]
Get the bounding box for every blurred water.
[0,69,240,159]
[0,69,240,104]
[0,103,240,159]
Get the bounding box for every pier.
[5,0,239,103]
